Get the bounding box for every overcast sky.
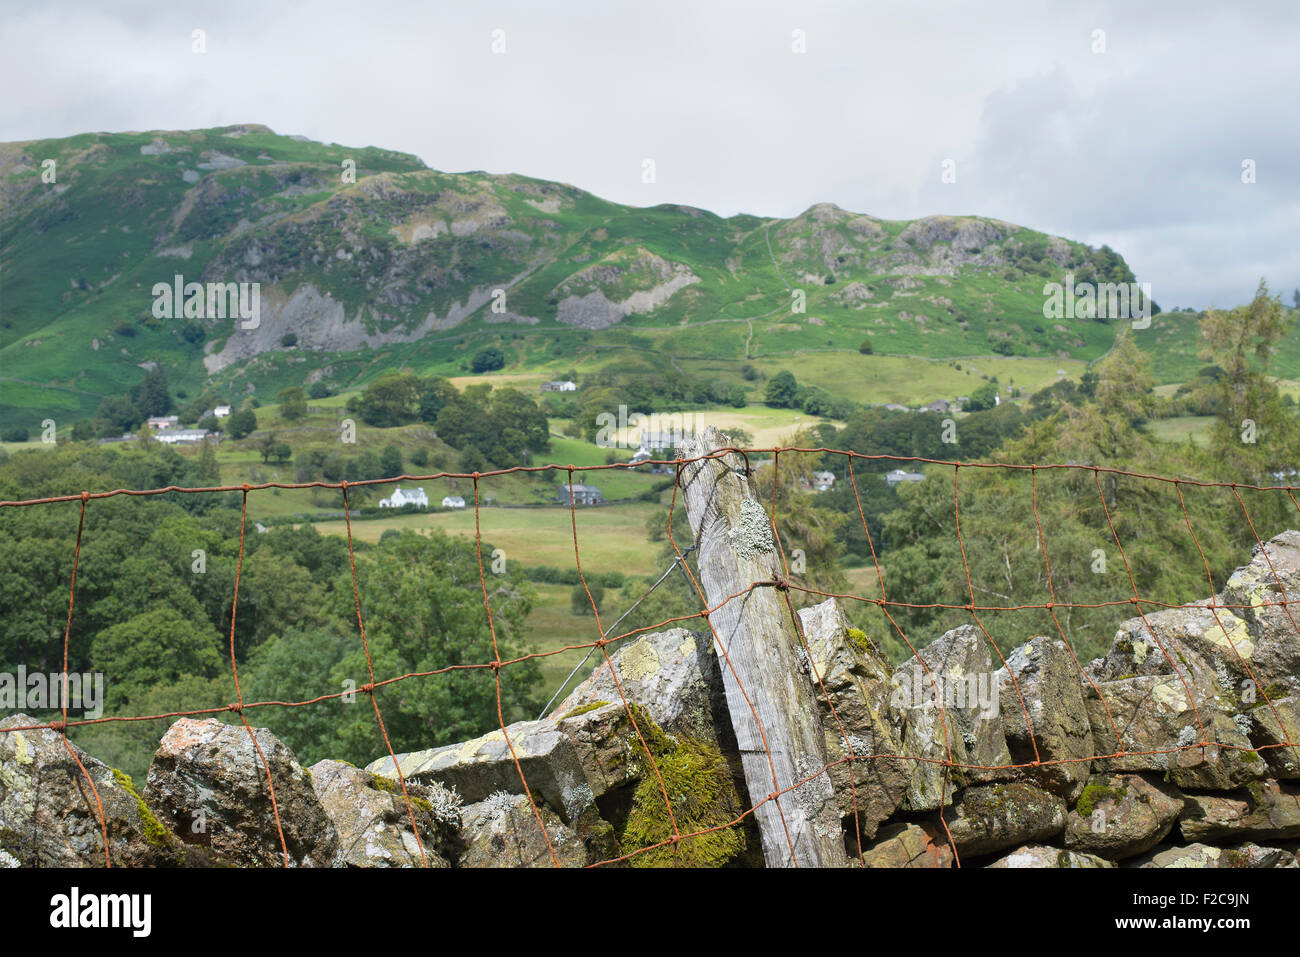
[3,0,1296,309]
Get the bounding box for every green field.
[311,501,662,575]
[726,353,1082,408]
[1143,415,1215,447]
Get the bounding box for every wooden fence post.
[678,427,848,867]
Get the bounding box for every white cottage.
[379,486,429,508]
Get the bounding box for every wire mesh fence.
[2,444,1298,867]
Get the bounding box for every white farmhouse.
[441,495,466,509]
[155,428,216,446]
[379,486,429,508]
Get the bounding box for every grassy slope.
[1135,308,1300,385]
[1,125,1157,430]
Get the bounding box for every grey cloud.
[1,0,1294,308]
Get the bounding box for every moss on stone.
[847,628,874,655]
[562,700,610,720]
[619,734,747,868]
[1075,779,1127,819]
[947,762,969,792]
[0,826,23,857]
[610,704,747,867]
[111,768,174,851]
[370,773,435,816]
[623,703,674,761]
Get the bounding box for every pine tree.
[133,366,173,416]
[1200,279,1297,484]
[196,437,220,485]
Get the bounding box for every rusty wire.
[1,447,1297,868]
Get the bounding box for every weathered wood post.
[678,427,848,867]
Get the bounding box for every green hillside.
[1136,307,1300,385]
[1,123,1152,429]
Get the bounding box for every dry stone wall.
[3,532,1299,868]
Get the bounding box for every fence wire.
[1,446,1298,868]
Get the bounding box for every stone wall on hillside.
[2,531,1299,868]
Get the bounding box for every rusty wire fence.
[2,446,1298,867]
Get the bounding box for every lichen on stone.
[562,700,610,720]
[727,498,775,560]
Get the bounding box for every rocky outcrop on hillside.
[3,531,1299,867]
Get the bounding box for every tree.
[858,340,873,355]
[91,606,224,709]
[471,347,506,373]
[1054,330,1154,506]
[380,444,404,477]
[435,385,550,467]
[226,408,257,439]
[1199,279,1297,484]
[227,548,325,656]
[196,437,221,485]
[278,387,307,421]
[803,390,831,415]
[241,628,351,767]
[132,366,173,417]
[345,451,382,483]
[765,370,799,408]
[95,395,143,435]
[320,452,346,482]
[488,388,550,453]
[458,444,488,473]
[328,531,540,760]
[357,373,423,427]
[419,377,457,423]
[571,583,605,616]
[308,381,332,400]
[965,381,999,412]
[257,430,283,464]
[874,406,1256,664]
